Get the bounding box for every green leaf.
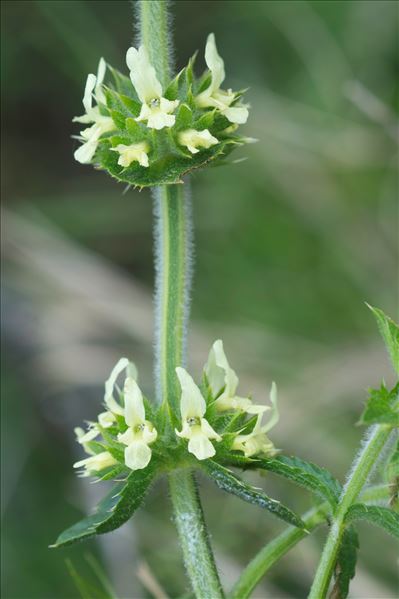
[345,503,399,538]
[125,118,147,142]
[108,66,136,99]
[96,138,233,188]
[329,525,359,599]
[66,559,99,599]
[165,54,197,102]
[65,555,116,599]
[194,110,216,131]
[175,104,193,130]
[385,439,399,507]
[253,456,342,509]
[52,462,157,548]
[104,88,136,119]
[367,304,399,375]
[200,460,305,529]
[358,383,399,427]
[109,110,126,130]
[119,94,141,117]
[84,553,117,599]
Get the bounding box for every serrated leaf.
[358,383,399,427]
[104,88,135,120]
[368,304,399,375]
[232,455,342,509]
[108,66,136,99]
[119,94,140,117]
[175,104,193,130]
[52,462,157,548]
[95,138,233,188]
[165,54,197,102]
[200,460,305,529]
[345,503,399,538]
[110,110,126,130]
[194,110,215,131]
[124,118,147,142]
[329,525,359,599]
[385,439,399,507]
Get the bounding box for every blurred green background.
[2,1,398,598]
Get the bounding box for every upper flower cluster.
[73,34,251,188]
[73,340,279,479]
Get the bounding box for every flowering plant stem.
[139,2,223,597]
[229,483,390,599]
[308,425,392,599]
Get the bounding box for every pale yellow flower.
[232,383,279,457]
[196,34,249,125]
[205,340,266,414]
[175,367,221,460]
[73,451,117,477]
[126,46,179,130]
[117,377,157,471]
[73,58,115,164]
[104,357,137,416]
[178,129,218,154]
[111,142,150,167]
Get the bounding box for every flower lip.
[178,129,219,154]
[205,340,266,415]
[175,367,222,461]
[232,382,279,458]
[117,376,158,471]
[126,45,179,130]
[73,58,115,164]
[195,34,249,125]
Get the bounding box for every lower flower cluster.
[73,340,279,479]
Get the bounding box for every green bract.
[73,34,251,188]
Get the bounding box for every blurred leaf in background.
[2,1,398,597]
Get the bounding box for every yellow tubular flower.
[205,340,267,414]
[175,367,222,460]
[104,357,137,416]
[178,129,218,154]
[195,34,249,125]
[73,451,118,477]
[117,377,157,471]
[73,58,115,164]
[232,382,279,457]
[126,46,179,130]
[111,142,150,168]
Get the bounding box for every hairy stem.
[137,2,223,596]
[308,425,392,599]
[230,505,327,599]
[136,0,172,88]
[152,184,192,414]
[229,484,390,599]
[169,469,224,599]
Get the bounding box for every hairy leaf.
[345,503,399,538]
[385,439,399,507]
[329,525,359,599]
[52,462,157,548]
[358,383,399,427]
[96,138,237,188]
[229,454,342,509]
[200,460,305,529]
[368,304,399,375]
